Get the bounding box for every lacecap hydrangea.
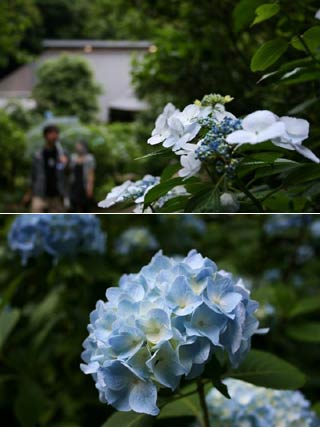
[207,378,318,427]
[8,214,106,265]
[81,250,262,416]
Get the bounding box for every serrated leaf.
[251,38,288,72]
[286,322,320,343]
[103,410,155,427]
[229,350,306,389]
[252,3,280,26]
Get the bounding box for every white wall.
[40,48,147,121]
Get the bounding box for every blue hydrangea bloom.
[264,215,312,235]
[8,214,106,265]
[207,378,318,427]
[115,227,159,255]
[81,250,261,415]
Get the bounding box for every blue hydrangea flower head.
[207,378,319,427]
[8,214,106,265]
[115,227,159,255]
[81,250,262,415]
[264,215,312,235]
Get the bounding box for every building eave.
[42,39,152,50]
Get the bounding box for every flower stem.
[197,379,210,427]
[237,179,264,212]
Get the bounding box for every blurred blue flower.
[264,215,312,235]
[207,378,318,427]
[81,250,261,415]
[115,227,159,255]
[8,214,106,265]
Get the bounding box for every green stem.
[197,379,210,427]
[284,10,320,66]
[237,179,264,212]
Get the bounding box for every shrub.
[32,55,101,122]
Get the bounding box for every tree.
[32,55,101,122]
[0,0,40,76]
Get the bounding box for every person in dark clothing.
[69,140,96,212]
[23,125,69,212]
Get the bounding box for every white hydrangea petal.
[280,116,309,139]
[226,130,256,144]
[148,134,165,145]
[254,121,286,143]
[293,144,320,163]
[242,110,278,132]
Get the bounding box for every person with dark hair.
[23,124,69,212]
[69,140,96,212]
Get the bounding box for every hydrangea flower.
[264,215,312,235]
[98,175,160,209]
[147,96,318,184]
[226,111,319,163]
[81,250,262,415]
[115,227,159,255]
[148,103,212,152]
[8,214,106,265]
[99,175,189,213]
[207,379,318,427]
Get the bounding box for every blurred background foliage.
[0,0,319,211]
[0,214,320,426]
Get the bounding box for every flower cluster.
[8,214,106,265]
[98,175,160,209]
[207,379,318,427]
[98,175,188,213]
[148,94,319,180]
[115,227,159,255]
[81,250,261,415]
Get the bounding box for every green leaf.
[313,401,320,417]
[291,26,320,53]
[158,195,189,213]
[135,148,170,161]
[252,3,280,26]
[103,410,154,427]
[288,97,319,115]
[284,164,320,185]
[288,296,320,318]
[286,322,320,343]
[229,350,306,389]
[185,187,221,213]
[251,38,288,72]
[233,0,265,32]
[160,163,180,181]
[0,307,20,350]
[159,392,201,420]
[14,379,48,426]
[144,177,183,206]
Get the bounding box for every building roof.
[43,39,151,50]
